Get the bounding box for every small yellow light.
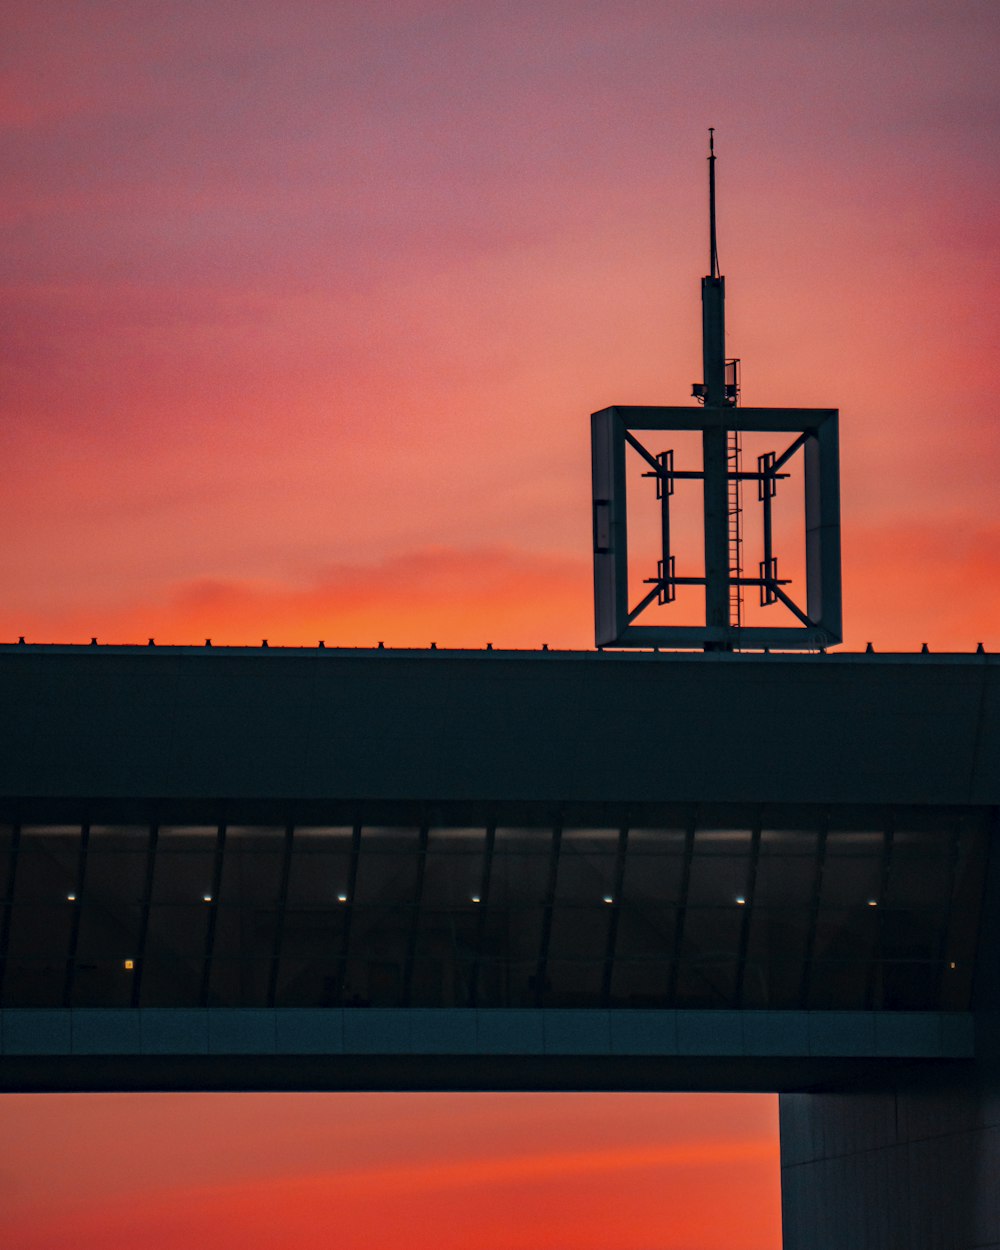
[735,896,746,905]
[603,895,614,904]
[202,894,213,902]
[867,899,878,907]
[124,959,134,970]
[337,893,348,903]
[470,895,481,903]
[949,961,957,970]
[66,893,77,902]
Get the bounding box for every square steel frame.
[591,405,842,649]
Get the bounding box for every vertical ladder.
[727,428,743,629]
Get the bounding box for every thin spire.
[708,127,720,279]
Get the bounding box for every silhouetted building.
[0,642,998,1250]
[0,647,991,1023]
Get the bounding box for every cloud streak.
[1,546,592,648]
[5,1130,779,1250]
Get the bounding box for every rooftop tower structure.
[591,131,842,651]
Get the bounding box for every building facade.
[1,643,997,1246]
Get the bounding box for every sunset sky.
[2,2,998,1246]
[1,1093,780,1250]
[3,1,998,651]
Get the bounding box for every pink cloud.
[1,546,593,649]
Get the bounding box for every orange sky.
[2,2,998,1246]
[0,1093,780,1250]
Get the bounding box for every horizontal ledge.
[0,1008,974,1061]
[595,406,838,432]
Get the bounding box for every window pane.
[825,829,883,855]
[674,957,739,1007]
[339,827,422,1007]
[687,855,749,906]
[614,904,677,961]
[422,829,485,908]
[408,957,449,1006]
[886,850,952,909]
[208,827,283,1004]
[807,958,870,1009]
[208,958,272,1007]
[547,828,615,986]
[84,846,149,906]
[474,957,536,1008]
[483,828,554,1000]
[142,892,210,1003]
[7,903,72,959]
[695,826,752,855]
[877,959,941,1010]
[146,904,210,958]
[3,959,65,1006]
[218,827,284,906]
[490,829,553,907]
[0,824,13,898]
[88,825,150,852]
[412,905,480,1005]
[807,908,878,1008]
[71,956,135,1007]
[555,829,617,901]
[71,828,149,1006]
[548,905,610,963]
[211,897,279,957]
[72,899,143,1007]
[353,827,420,906]
[287,827,351,908]
[493,827,552,857]
[743,909,811,1008]
[140,956,203,1006]
[546,958,605,1005]
[75,904,144,962]
[626,828,686,855]
[13,827,81,902]
[754,856,815,907]
[676,907,743,1005]
[275,905,345,1007]
[610,958,671,1006]
[3,904,71,1005]
[342,939,407,1006]
[759,827,819,856]
[621,853,684,907]
[152,828,217,903]
[426,827,485,855]
[819,854,883,908]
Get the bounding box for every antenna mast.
[698,129,742,645]
[709,127,720,279]
[700,127,727,407]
